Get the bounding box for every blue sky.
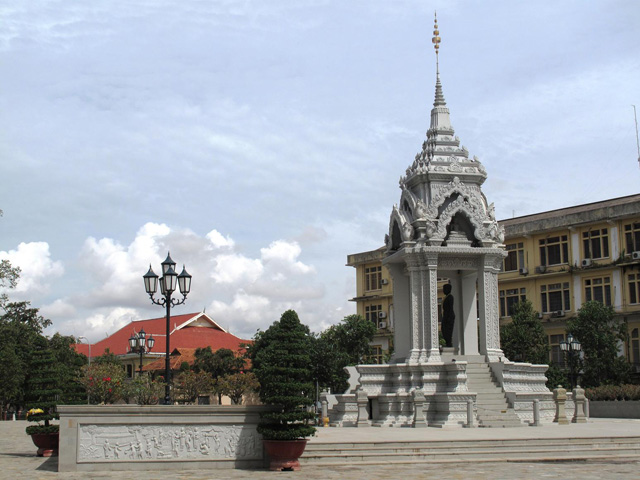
[1,1,639,341]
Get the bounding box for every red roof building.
[74,312,251,377]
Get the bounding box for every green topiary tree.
[25,336,62,435]
[250,310,316,440]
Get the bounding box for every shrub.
[79,362,126,404]
[121,374,164,405]
[585,384,640,401]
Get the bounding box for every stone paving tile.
[2,421,639,480]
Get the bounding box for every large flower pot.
[263,439,308,471]
[30,432,59,457]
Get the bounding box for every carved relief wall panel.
[78,424,261,462]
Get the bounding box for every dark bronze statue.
[442,283,455,348]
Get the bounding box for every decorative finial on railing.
[432,11,441,74]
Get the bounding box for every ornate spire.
[432,13,446,107]
[432,12,441,74]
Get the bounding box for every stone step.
[475,398,507,403]
[304,437,640,452]
[477,412,518,419]
[470,389,506,395]
[475,395,509,401]
[301,443,640,465]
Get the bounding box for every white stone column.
[425,253,441,362]
[407,258,422,364]
[478,255,504,362]
[418,265,429,363]
[461,272,479,356]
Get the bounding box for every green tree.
[24,336,62,435]
[49,333,87,405]
[249,310,316,440]
[314,314,377,394]
[194,347,244,403]
[172,370,214,404]
[92,348,121,365]
[500,300,549,365]
[121,374,164,405]
[0,335,23,417]
[568,301,630,388]
[321,314,377,365]
[0,259,20,308]
[217,371,259,405]
[0,302,52,416]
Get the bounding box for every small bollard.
[356,390,370,427]
[411,389,428,428]
[465,398,475,428]
[553,385,569,425]
[321,399,328,427]
[585,398,590,419]
[531,399,540,426]
[572,385,587,423]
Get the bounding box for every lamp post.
[143,252,192,405]
[560,333,582,390]
[128,328,155,375]
[77,336,91,404]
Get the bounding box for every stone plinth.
[58,405,272,472]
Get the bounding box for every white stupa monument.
[326,15,553,428]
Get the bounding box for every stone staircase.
[300,437,640,466]
[465,361,522,428]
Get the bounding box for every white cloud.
[209,290,270,323]
[211,253,263,284]
[0,241,64,295]
[86,307,139,333]
[32,221,338,340]
[261,240,315,274]
[206,229,235,249]
[40,298,76,318]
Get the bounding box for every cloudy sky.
[1,1,639,342]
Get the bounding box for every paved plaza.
[2,420,640,480]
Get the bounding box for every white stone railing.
[489,360,554,423]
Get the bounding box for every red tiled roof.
[72,312,251,358]
[142,347,198,372]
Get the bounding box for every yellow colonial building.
[348,194,640,368]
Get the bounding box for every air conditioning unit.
[378,311,387,319]
[535,265,547,274]
[582,258,593,267]
[551,310,565,318]
[378,321,387,329]
[381,278,389,285]
[632,251,640,260]
[519,268,528,275]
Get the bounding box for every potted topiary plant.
[250,310,316,471]
[25,337,62,457]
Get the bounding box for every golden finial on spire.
[432,11,441,73]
